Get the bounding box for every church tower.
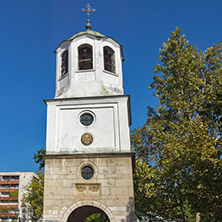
[43,4,135,222]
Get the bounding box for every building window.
[3,176,10,181]
[78,44,93,70]
[104,46,115,73]
[11,200,18,204]
[2,193,10,197]
[80,112,94,126]
[81,166,94,180]
[1,200,9,204]
[61,50,68,77]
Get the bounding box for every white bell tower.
[43,4,135,222]
[55,26,124,98]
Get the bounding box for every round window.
[80,113,94,126]
[81,166,94,180]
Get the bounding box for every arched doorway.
[67,205,110,222]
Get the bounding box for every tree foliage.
[23,170,44,220]
[132,28,222,221]
[33,147,46,169]
[9,191,18,197]
[22,148,45,220]
[85,213,109,222]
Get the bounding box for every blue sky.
[0,0,221,172]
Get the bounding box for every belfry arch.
[62,201,115,222]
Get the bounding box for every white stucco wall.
[45,95,131,154]
[55,34,124,98]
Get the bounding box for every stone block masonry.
[43,153,135,222]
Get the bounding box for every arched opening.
[67,205,110,222]
[78,44,93,70]
[103,46,115,73]
[61,50,68,77]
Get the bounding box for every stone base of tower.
[43,153,135,222]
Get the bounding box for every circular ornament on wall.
[81,133,93,145]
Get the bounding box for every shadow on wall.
[122,197,135,222]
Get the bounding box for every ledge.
[103,69,118,76]
[0,189,18,193]
[43,94,131,125]
[0,205,18,208]
[43,152,135,171]
[58,73,69,81]
[0,197,18,200]
[44,94,129,103]
[75,69,95,73]
[0,213,16,217]
[0,181,19,185]
[43,152,134,159]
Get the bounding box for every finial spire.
[81,3,96,30]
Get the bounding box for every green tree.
[33,147,46,169]
[9,191,18,197]
[23,148,45,219]
[85,213,109,222]
[131,28,222,221]
[23,170,44,220]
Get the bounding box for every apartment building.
[0,172,36,221]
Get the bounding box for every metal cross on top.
[81,3,96,18]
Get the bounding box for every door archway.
[62,201,116,222]
[67,205,109,222]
